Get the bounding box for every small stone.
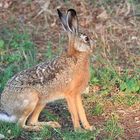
[0,134,5,139]
[7,129,11,134]
[135,117,140,123]
[83,86,89,94]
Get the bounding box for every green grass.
[104,114,124,140]
[0,28,64,93]
[90,66,140,94]
[0,28,37,93]
[0,121,53,140]
[24,127,53,140]
[114,93,140,106]
[0,122,22,139]
[91,102,104,116]
[61,129,100,140]
[0,121,100,140]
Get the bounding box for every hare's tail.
[0,111,16,122]
[0,104,16,122]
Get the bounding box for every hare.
[0,9,95,131]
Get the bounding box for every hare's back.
[2,56,74,95]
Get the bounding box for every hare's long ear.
[57,9,68,31]
[66,9,79,34]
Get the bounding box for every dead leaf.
[0,0,13,9]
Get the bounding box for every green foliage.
[0,39,4,49]
[44,39,63,60]
[26,127,52,140]
[62,129,100,140]
[120,78,140,93]
[42,109,59,121]
[91,102,104,116]
[105,114,124,139]
[45,41,54,60]
[0,121,58,140]
[90,66,140,94]
[0,120,100,140]
[0,121,22,139]
[90,66,117,85]
[90,66,100,85]
[128,0,140,4]
[0,28,37,93]
[114,93,140,106]
[63,0,69,2]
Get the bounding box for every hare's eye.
[80,33,89,43]
[85,36,89,42]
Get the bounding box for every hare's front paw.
[85,125,96,131]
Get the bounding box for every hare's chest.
[64,66,90,94]
[74,68,89,87]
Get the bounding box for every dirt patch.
[117,104,140,139]
[45,94,140,140]
[87,96,140,139]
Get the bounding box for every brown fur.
[0,9,95,131]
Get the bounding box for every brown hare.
[0,9,95,131]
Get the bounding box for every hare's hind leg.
[27,100,61,128]
[17,90,42,131]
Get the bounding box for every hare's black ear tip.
[57,9,60,14]
[67,9,77,15]
[67,9,76,13]
[57,9,62,17]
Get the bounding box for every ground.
[0,0,140,140]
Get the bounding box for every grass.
[90,65,140,94]
[61,129,100,140]
[105,114,124,140]
[0,27,37,93]
[0,121,52,140]
[0,120,100,140]
[0,107,123,140]
[91,102,104,116]
[0,109,101,140]
[0,122,22,139]
[113,93,140,106]
[24,127,53,140]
